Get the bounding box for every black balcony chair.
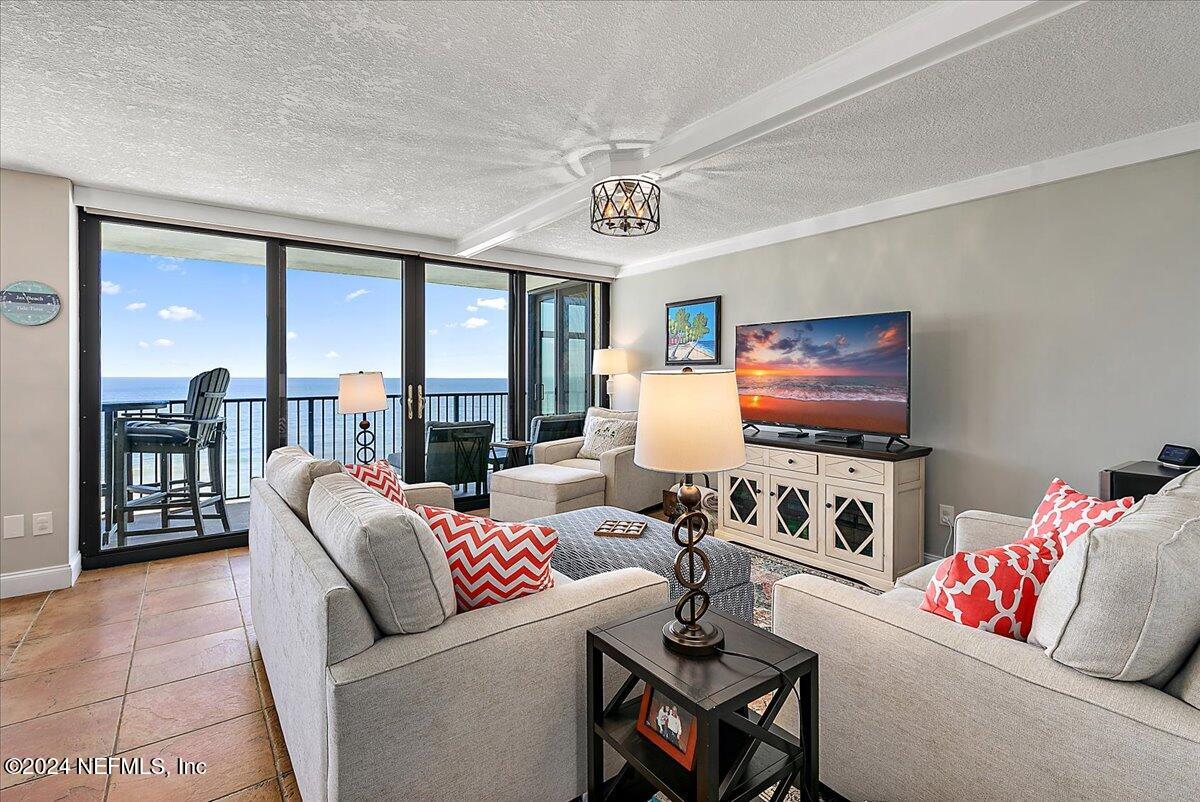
[487,412,586,473]
[110,368,231,545]
[425,420,494,498]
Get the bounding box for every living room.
[1,2,1197,801]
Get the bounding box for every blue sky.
[100,251,509,379]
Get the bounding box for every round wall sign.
[1,281,61,326]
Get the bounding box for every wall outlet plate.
[938,504,955,527]
[32,512,53,536]
[3,514,24,539]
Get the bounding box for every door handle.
[406,384,414,420]
[417,384,425,419]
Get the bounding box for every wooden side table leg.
[800,667,820,802]
[696,713,720,802]
[586,634,604,799]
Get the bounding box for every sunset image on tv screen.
[735,311,909,435]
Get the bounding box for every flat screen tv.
[735,311,911,437]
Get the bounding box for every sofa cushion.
[578,415,637,460]
[557,458,603,473]
[1166,644,1200,710]
[1025,477,1135,555]
[264,445,342,527]
[491,463,605,502]
[414,506,558,611]
[1029,469,1200,685]
[344,460,408,507]
[919,536,1057,641]
[307,473,455,635]
[895,559,943,592]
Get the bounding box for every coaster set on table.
[593,519,647,539]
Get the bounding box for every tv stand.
[814,431,864,445]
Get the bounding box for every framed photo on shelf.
[665,295,720,366]
[635,685,698,769]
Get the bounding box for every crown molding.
[616,123,1200,278]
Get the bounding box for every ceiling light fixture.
[591,176,660,237]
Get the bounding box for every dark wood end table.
[587,605,818,802]
[491,439,531,470]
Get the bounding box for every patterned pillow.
[344,460,408,507]
[1025,478,1134,553]
[919,536,1058,641]
[577,416,637,460]
[414,505,558,611]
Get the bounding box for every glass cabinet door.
[723,468,765,537]
[769,476,818,553]
[823,484,885,570]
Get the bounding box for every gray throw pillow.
[578,415,637,460]
[307,473,455,635]
[264,445,342,526]
[1029,468,1200,685]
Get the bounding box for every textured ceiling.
[0,0,925,241]
[509,0,1200,263]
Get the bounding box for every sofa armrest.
[953,509,1031,552]
[772,575,1200,801]
[600,445,676,510]
[325,568,668,801]
[400,480,454,509]
[533,436,583,465]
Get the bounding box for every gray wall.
[612,152,1200,554]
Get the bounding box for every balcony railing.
[102,391,509,505]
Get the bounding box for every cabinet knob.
[825,502,833,509]
[787,458,794,464]
[848,466,856,473]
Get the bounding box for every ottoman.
[489,463,606,521]
[532,505,754,621]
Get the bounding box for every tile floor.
[0,547,296,801]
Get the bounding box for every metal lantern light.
[591,176,660,236]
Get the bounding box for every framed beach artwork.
[665,295,720,366]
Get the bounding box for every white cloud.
[324,350,340,359]
[344,289,370,302]
[138,340,150,349]
[100,281,121,295]
[125,302,146,311]
[462,317,488,329]
[427,328,438,335]
[153,256,185,273]
[158,305,201,322]
[153,338,174,347]
[286,331,298,341]
[476,297,507,310]
[466,305,479,312]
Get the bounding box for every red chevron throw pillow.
[344,460,408,507]
[920,536,1057,641]
[414,506,557,611]
[1024,478,1134,553]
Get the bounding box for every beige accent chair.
[529,406,675,512]
[250,447,669,801]
[772,508,1200,802]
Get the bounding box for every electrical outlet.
[939,504,955,527]
[32,512,53,536]
[3,514,24,539]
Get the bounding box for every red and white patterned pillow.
[1025,478,1134,554]
[414,506,557,611]
[344,460,408,507]
[920,536,1058,641]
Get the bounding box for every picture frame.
[665,295,720,366]
[635,685,698,770]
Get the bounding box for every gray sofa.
[774,505,1200,801]
[249,447,668,801]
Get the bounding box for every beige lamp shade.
[634,369,746,474]
[337,371,386,414]
[592,348,629,376]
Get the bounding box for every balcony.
[101,390,508,547]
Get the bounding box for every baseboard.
[1,552,80,598]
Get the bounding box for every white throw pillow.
[577,415,637,460]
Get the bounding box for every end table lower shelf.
[587,605,818,802]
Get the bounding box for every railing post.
[453,394,460,422]
[306,399,315,454]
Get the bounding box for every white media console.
[714,433,931,590]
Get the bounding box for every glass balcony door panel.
[96,222,267,551]
[526,278,596,421]
[536,295,557,415]
[561,284,591,414]
[284,247,403,467]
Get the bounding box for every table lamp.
[338,371,386,464]
[635,368,746,656]
[592,348,629,398]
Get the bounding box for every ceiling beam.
[454,0,1084,258]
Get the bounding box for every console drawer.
[766,450,818,475]
[823,456,885,485]
[744,445,767,466]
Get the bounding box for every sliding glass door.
[527,278,595,418]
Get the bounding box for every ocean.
[101,376,508,403]
[736,374,907,403]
